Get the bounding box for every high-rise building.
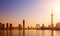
[48,25,50,28]
[41,24,44,30]
[36,24,40,30]
[10,23,12,30]
[56,22,60,28]
[23,19,25,29]
[27,26,29,29]
[42,24,44,28]
[0,22,2,29]
[2,24,5,30]
[51,10,54,29]
[19,24,22,30]
[6,23,9,30]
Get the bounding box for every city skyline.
[0,0,60,27]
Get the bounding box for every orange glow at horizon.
[1,0,60,28]
[53,2,60,25]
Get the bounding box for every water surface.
[0,30,60,36]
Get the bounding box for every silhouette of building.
[51,10,54,29]
[10,23,12,30]
[2,24,5,30]
[6,23,9,30]
[36,24,40,30]
[0,22,5,30]
[56,22,60,28]
[41,24,44,30]
[31,26,33,29]
[48,25,51,28]
[27,26,29,29]
[0,22,2,29]
[23,19,25,29]
[19,24,22,30]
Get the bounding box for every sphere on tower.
[51,9,54,29]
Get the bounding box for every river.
[0,30,60,36]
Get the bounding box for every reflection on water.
[54,31,60,36]
[0,30,60,36]
[36,30,40,36]
[18,30,21,36]
[42,30,44,36]
[10,30,12,36]
[6,30,8,36]
[0,30,4,36]
[51,30,53,36]
[23,29,25,36]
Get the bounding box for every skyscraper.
[36,24,40,30]
[51,10,54,29]
[19,24,22,30]
[10,23,12,30]
[6,23,9,30]
[23,19,25,29]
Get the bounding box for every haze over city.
[0,0,60,28]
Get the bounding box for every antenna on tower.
[51,8,53,13]
[51,7,54,17]
[51,7,54,30]
[51,6,54,14]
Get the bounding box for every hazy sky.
[0,0,60,27]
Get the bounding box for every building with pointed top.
[51,10,54,29]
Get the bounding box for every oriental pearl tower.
[51,9,54,29]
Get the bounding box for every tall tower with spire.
[51,10,54,29]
